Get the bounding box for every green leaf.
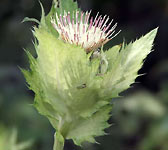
[58,0,80,14]
[101,28,158,99]
[39,1,46,27]
[66,105,112,146]
[105,45,121,71]
[33,27,105,118]
[45,0,81,37]
[22,51,61,128]
[24,27,112,143]
[22,17,40,24]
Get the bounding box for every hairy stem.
[53,132,64,150]
[53,117,65,150]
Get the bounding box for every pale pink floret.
[51,10,120,53]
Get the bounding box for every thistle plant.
[22,0,158,150]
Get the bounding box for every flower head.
[51,11,120,52]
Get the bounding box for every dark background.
[0,0,168,150]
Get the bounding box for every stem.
[53,117,65,150]
[53,132,64,150]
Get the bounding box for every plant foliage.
[22,0,158,147]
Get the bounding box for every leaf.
[21,50,61,129]
[66,105,112,146]
[22,17,40,24]
[46,0,81,37]
[33,27,105,119]
[58,0,80,14]
[24,27,112,141]
[105,45,121,71]
[101,28,158,99]
[39,1,46,27]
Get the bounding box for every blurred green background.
[0,0,168,150]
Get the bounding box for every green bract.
[22,0,158,149]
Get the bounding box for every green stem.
[53,132,64,150]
